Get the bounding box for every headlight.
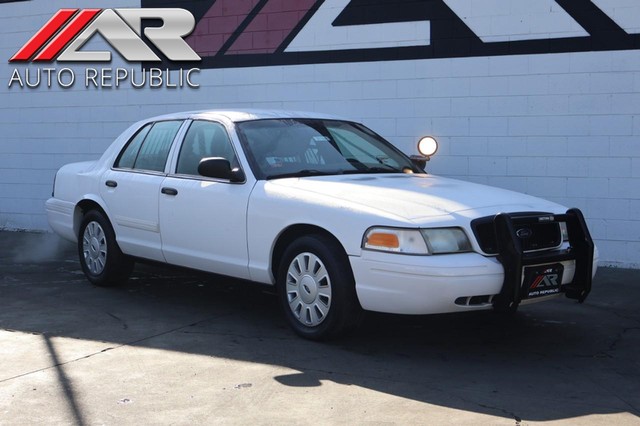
[363,227,472,255]
[421,228,472,254]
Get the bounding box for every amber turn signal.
[366,232,400,248]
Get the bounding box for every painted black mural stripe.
[555,0,634,49]
[216,0,270,57]
[275,0,325,55]
[141,0,640,70]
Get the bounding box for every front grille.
[471,213,563,255]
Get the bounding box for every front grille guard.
[492,208,594,310]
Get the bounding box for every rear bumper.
[350,247,598,315]
[45,198,76,243]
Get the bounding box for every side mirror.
[198,157,245,183]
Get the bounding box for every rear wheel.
[78,210,134,287]
[277,234,363,340]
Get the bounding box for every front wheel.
[78,210,134,287]
[277,234,363,340]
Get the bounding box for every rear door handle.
[105,180,117,188]
[161,187,178,196]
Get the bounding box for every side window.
[115,124,152,169]
[176,120,239,176]
[133,121,183,172]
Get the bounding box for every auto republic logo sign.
[8,8,201,89]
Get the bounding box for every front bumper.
[350,208,598,315]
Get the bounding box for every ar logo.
[10,8,201,63]
[530,271,560,289]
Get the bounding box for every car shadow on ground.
[1,231,639,422]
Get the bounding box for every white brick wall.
[1,1,639,267]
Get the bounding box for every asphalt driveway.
[0,231,638,425]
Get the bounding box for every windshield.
[236,119,418,180]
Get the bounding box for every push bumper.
[492,208,595,311]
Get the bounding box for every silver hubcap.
[286,252,332,327]
[82,221,107,275]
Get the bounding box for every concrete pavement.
[0,231,639,425]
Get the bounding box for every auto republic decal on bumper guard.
[490,208,594,311]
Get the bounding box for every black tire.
[492,301,519,315]
[277,234,363,340]
[78,210,134,287]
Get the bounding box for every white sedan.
[46,109,598,340]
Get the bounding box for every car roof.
[144,109,351,123]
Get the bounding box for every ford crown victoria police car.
[46,109,598,339]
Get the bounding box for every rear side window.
[115,124,152,169]
[134,121,182,172]
[115,120,182,172]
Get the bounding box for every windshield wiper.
[362,166,403,173]
[344,158,402,174]
[342,165,402,174]
[265,169,345,180]
[346,158,369,170]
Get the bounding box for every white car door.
[158,120,254,279]
[101,120,184,262]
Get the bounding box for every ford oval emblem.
[516,228,533,239]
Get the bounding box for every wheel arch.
[74,197,110,237]
[270,224,350,282]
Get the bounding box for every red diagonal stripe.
[227,0,316,55]
[186,0,261,57]
[530,275,545,290]
[10,9,79,62]
[33,9,101,62]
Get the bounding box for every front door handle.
[161,187,178,196]
[105,180,117,188]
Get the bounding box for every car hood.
[270,174,565,223]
